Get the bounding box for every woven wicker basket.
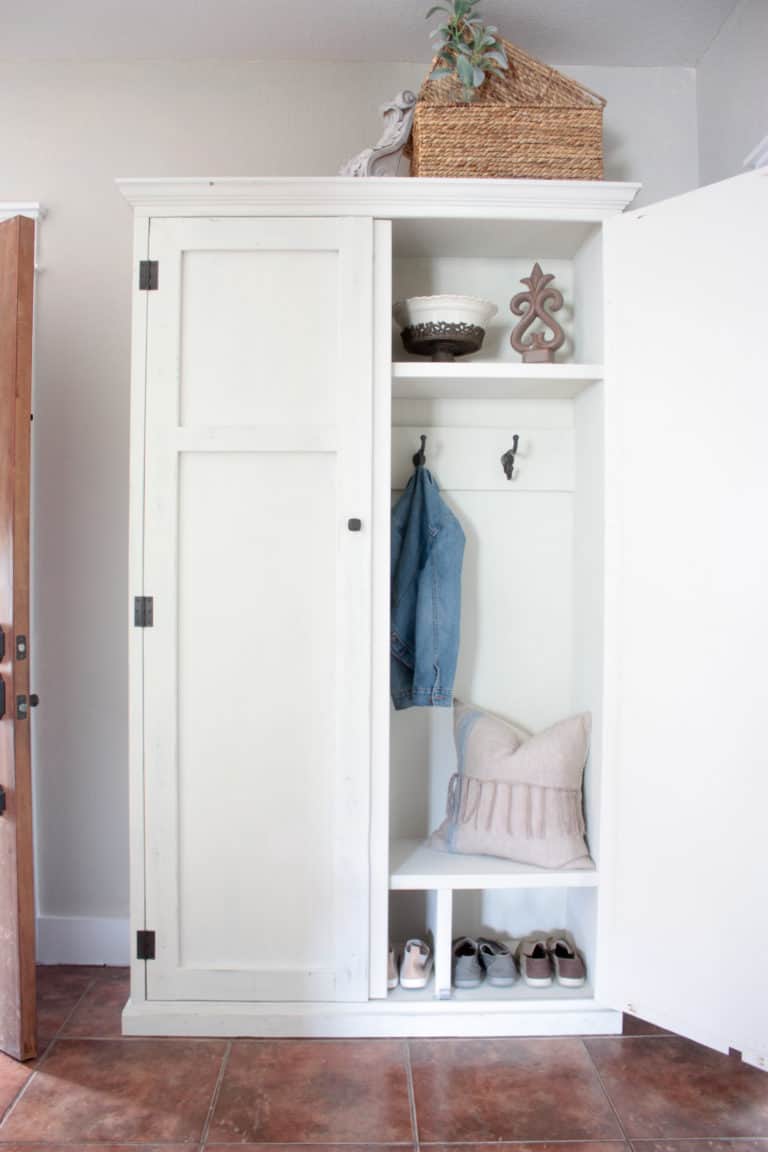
[408,38,606,180]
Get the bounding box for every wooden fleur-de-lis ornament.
[510,263,566,363]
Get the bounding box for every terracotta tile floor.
[0,966,767,1150]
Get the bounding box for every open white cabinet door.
[601,170,768,1064]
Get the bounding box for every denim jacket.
[390,466,465,710]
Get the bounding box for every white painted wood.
[128,213,150,1009]
[123,176,643,1038]
[391,426,574,492]
[572,227,604,364]
[393,396,575,430]
[141,216,373,1004]
[426,889,453,1000]
[179,240,339,427]
[0,203,44,222]
[174,426,336,453]
[392,362,603,401]
[369,221,393,1001]
[391,840,598,891]
[117,177,640,221]
[122,996,622,1038]
[392,219,601,261]
[332,216,375,1003]
[572,384,605,864]
[601,169,768,1057]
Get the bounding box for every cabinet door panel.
[602,171,768,1058]
[142,217,373,1003]
[180,248,338,427]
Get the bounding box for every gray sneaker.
[478,938,518,986]
[452,937,484,988]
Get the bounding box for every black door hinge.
[134,596,154,627]
[0,786,6,816]
[138,260,159,291]
[136,930,156,960]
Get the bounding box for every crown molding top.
[0,202,45,222]
[115,177,640,220]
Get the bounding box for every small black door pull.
[347,518,362,532]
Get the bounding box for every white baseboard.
[36,915,130,966]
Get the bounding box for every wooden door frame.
[0,214,36,1061]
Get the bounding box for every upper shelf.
[390,839,598,891]
[392,361,603,400]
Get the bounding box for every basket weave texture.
[408,38,606,180]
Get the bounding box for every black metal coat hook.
[501,435,519,480]
[413,434,427,468]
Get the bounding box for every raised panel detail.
[180,249,338,428]
[177,452,336,979]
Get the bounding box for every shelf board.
[391,362,603,400]
[387,978,595,1005]
[389,838,598,891]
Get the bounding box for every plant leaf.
[430,67,455,78]
[456,53,474,85]
[472,65,486,86]
[484,49,508,66]
[425,5,448,17]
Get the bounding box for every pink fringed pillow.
[431,701,593,869]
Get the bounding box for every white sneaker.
[387,946,398,990]
[399,938,433,989]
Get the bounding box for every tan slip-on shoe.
[547,936,586,987]
[399,938,433,989]
[517,937,554,987]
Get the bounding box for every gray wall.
[698,0,768,185]
[0,58,698,957]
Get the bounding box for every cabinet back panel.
[180,249,338,427]
[177,452,336,968]
[390,489,574,841]
[392,257,578,363]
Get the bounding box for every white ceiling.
[0,0,740,66]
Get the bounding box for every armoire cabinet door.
[141,217,373,1003]
[602,170,768,1060]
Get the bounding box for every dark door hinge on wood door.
[138,260,159,291]
[136,930,156,960]
[134,596,154,627]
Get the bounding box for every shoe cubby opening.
[386,886,596,1003]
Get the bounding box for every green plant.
[426,0,509,103]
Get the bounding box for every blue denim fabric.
[390,466,465,710]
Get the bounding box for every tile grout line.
[199,1038,232,1149]
[581,1038,631,1146]
[404,1039,420,1151]
[50,972,100,1043]
[0,972,100,1130]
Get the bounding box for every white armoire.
[118,172,768,1064]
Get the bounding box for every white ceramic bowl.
[393,294,498,331]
